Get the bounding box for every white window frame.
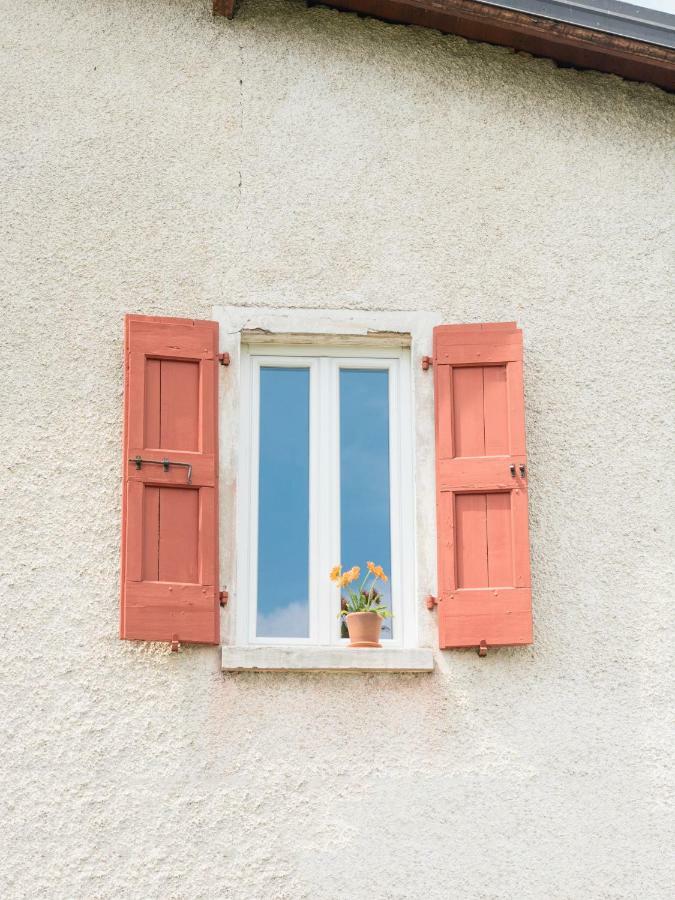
[237,343,417,650]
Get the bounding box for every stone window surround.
[214,305,442,673]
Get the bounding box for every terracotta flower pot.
[345,611,382,648]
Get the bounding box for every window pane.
[257,367,310,638]
[339,369,393,639]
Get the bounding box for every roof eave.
[215,0,675,91]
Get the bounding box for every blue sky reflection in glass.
[339,368,393,639]
[256,367,310,638]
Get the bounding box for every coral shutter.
[432,323,532,648]
[120,315,220,645]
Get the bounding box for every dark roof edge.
[478,1,675,50]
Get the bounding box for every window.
[122,311,526,665]
[237,344,416,648]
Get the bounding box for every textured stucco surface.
[1,1,674,897]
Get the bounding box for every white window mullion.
[307,358,321,644]
[397,352,417,650]
[314,357,331,645]
[387,359,402,645]
[327,358,342,646]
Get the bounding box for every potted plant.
[329,562,392,647]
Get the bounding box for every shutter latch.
[478,641,488,657]
[425,594,438,609]
[421,356,433,371]
[218,352,231,366]
[219,589,229,607]
[171,635,181,652]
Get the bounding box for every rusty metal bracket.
[213,0,235,19]
[219,590,229,607]
[425,595,438,609]
[421,356,433,371]
[478,641,488,657]
[218,352,231,366]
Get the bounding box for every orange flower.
[340,566,360,587]
[329,565,342,583]
[368,562,388,582]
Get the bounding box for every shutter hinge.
[219,589,229,607]
[421,356,433,371]
[478,641,488,657]
[425,594,438,609]
[170,635,181,652]
[218,352,231,366]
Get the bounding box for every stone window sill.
[221,645,434,673]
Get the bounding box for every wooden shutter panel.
[120,315,220,645]
[432,322,532,649]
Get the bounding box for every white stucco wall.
[2,1,674,897]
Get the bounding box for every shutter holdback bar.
[130,455,193,484]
